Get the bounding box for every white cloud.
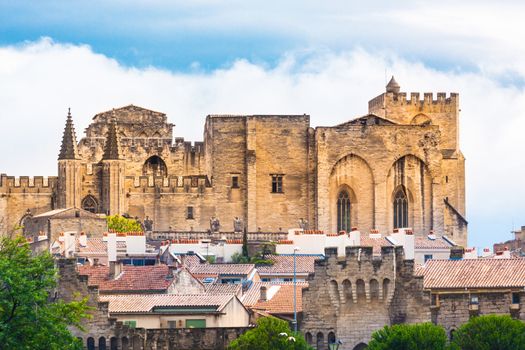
[0,38,524,248]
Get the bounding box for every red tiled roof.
[421,258,525,289]
[78,265,173,293]
[252,284,308,314]
[100,294,234,313]
[189,263,255,277]
[257,255,318,275]
[360,237,393,254]
[414,237,453,249]
[241,281,309,307]
[205,283,242,295]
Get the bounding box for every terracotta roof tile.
[189,263,255,277]
[360,237,393,254]
[414,237,453,249]
[240,281,309,307]
[257,255,318,275]
[421,258,525,289]
[78,265,173,293]
[252,284,308,314]
[100,294,234,313]
[205,283,243,295]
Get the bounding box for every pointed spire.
[58,108,80,160]
[386,76,400,93]
[102,119,123,160]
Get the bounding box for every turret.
[57,109,81,208]
[101,120,125,215]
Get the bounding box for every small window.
[470,295,479,305]
[424,254,433,263]
[431,294,439,306]
[187,206,194,220]
[124,320,136,328]
[512,293,520,304]
[185,319,206,328]
[168,321,177,329]
[232,176,239,189]
[271,174,283,193]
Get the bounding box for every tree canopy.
[367,322,449,350]
[451,314,525,350]
[228,317,312,350]
[0,236,90,350]
[106,214,143,233]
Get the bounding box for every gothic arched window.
[337,190,351,232]
[81,195,98,214]
[393,187,408,229]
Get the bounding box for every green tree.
[228,316,312,350]
[0,236,90,350]
[367,322,449,350]
[106,214,143,233]
[451,314,525,350]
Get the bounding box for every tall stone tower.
[101,120,125,215]
[57,109,82,209]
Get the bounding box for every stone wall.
[431,291,525,337]
[301,246,429,350]
[1,86,467,245]
[57,258,248,350]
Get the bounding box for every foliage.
[367,322,449,350]
[205,255,216,264]
[451,314,525,350]
[0,236,90,350]
[231,252,250,264]
[106,214,143,233]
[228,316,312,350]
[242,229,249,257]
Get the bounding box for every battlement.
[369,91,459,114]
[0,174,57,191]
[322,245,406,265]
[125,175,212,189]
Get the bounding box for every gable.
[336,114,397,127]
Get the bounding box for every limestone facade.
[0,79,467,246]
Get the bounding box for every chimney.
[427,230,437,240]
[349,228,361,246]
[107,233,117,262]
[260,286,267,302]
[79,231,87,247]
[109,261,123,279]
[464,247,478,259]
[63,231,76,258]
[403,229,415,260]
[369,229,381,239]
[166,264,176,280]
[126,232,146,255]
[481,247,491,258]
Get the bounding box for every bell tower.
[57,108,82,209]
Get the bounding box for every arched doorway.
[353,343,368,350]
[143,155,168,177]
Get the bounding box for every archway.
[81,195,99,213]
[353,343,368,350]
[143,155,168,177]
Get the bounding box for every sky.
[0,0,524,249]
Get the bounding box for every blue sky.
[0,0,524,249]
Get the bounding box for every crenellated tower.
[101,120,125,215]
[57,109,82,209]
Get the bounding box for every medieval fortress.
[0,78,467,246]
